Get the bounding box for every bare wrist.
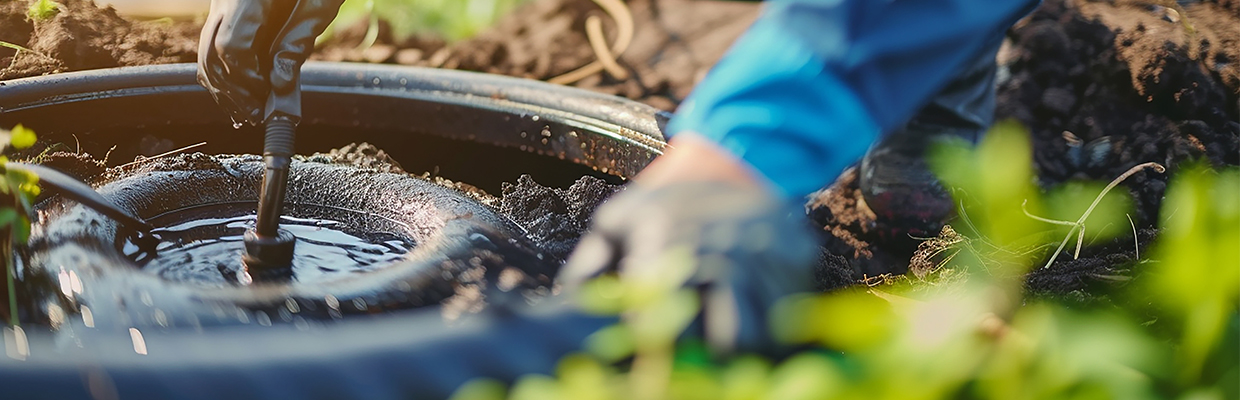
[634,132,773,193]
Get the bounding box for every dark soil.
[305,140,613,258]
[0,0,196,80]
[499,174,619,264]
[808,0,1240,299]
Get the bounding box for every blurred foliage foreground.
[452,122,1240,400]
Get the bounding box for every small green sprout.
[0,124,39,328]
[26,0,62,22]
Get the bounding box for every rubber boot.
[859,36,1003,238]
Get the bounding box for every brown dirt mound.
[0,0,196,80]
[313,0,758,110]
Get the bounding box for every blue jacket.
[667,0,1039,200]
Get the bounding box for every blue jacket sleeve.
[666,0,1038,200]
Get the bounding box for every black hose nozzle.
[244,116,298,281]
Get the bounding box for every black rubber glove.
[559,182,819,353]
[198,0,344,125]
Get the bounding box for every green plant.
[26,0,62,22]
[0,125,40,328]
[0,40,53,63]
[448,123,1238,400]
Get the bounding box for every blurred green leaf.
[556,354,616,400]
[585,324,635,362]
[930,120,1046,274]
[771,290,894,351]
[629,288,699,346]
[578,275,625,315]
[9,124,36,150]
[0,209,16,228]
[1146,165,1240,384]
[509,375,561,400]
[667,367,721,400]
[764,353,841,400]
[720,356,771,400]
[27,0,62,22]
[450,378,508,400]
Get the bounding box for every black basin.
[0,63,668,399]
[0,62,669,193]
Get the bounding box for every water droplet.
[69,270,82,294]
[256,311,272,326]
[154,309,168,327]
[372,77,381,85]
[129,328,148,355]
[531,115,540,121]
[325,294,340,310]
[81,305,95,328]
[47,303,65,331]
[293,316,310,330]
[233,122,244,129]
[58,267,71,297]
[4,326,29,360]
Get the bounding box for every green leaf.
[9,124,36,150]
[27,0,62,22]
[584,324,635,362]
[12,215,30,243]
[0,40,34,54]
[0,209,16,228]
[448,378,508,400]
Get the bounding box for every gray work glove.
[198,0,345,125]
[559,182,819,353]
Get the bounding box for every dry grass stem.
[1026,162,1165,269]
[548,0,634,85]
[118,142,207,168]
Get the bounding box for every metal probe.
[241,115,298,281]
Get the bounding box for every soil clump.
[0,0,196,80]
[499,174,618,264]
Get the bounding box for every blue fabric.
[667,0,1039,200]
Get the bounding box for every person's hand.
[559,134,818,353]
[198,0,344,125]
